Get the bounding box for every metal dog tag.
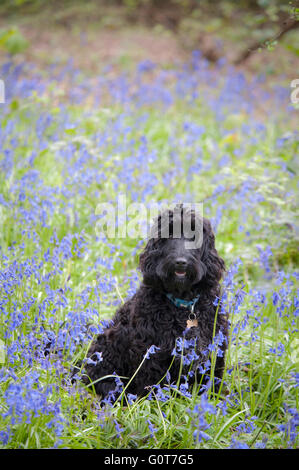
[187,309,198,328]
[186,318,198,328]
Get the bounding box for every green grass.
[0,56,298,449]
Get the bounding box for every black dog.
[81,205,228,401]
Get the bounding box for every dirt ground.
[0,3,298,84]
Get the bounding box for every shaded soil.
[0,2,298,85]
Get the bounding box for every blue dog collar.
[166,293,200,313]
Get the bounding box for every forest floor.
[0,1,298,83]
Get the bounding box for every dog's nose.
[175,258,187,269]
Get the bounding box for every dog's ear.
[201,218,225,285]
[138,238,161,287]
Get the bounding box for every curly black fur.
[82,205,228,401]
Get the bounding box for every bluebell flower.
[193,428,211,443]
[137,60,156,73]
[85,351,103,366]
[235,416,257,436]
[179,381,192,398]
[114,419,124,438]
[273,291,280,306]
[0,429,10,445]
[126,393,137,405]
[145,345,160,359]
[190,393,215,444]
[269,342,285,357]
[147,419,158,437]
[229,438,250,449]
[277,406,299,446]
[254,439,268,449]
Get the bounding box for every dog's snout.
[175,258,188,269]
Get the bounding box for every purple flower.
[269,342,285,357]
[114,419,124,438]
[190,393,215,444]
[273,291,280,306]
[147,419,158,437]
[229,438,250,449]
[0,429,10,445]
[145,344,160,359]
[277,406,299,447]
[235,416,257,436]
[85,351,103,366]
[126,393,137,405]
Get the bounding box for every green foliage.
[0,63,298,448]
[0,0,298,451]
[0,27,29,55]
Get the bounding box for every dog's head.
[139,205,225,295]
